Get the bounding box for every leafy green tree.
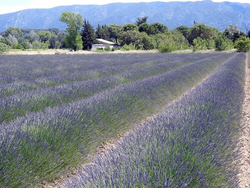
[235,36,250,52]
[152,33,177,53]
[136,16,148,26]
[24,30,40,42]
[141,32,154,50]
[224,24,245,42]
[148,23,168,35]
[175,26,189,39]
[60,12,83,50]
[123,23,138,32]
[121,30,143,49]
[107,24,123,43]
[0,36,11,46]
[76,34,83,50]
[2,27,22,39]
[171,30,189,50]
[96,25,110,40]
[81,20,96,50]
[193,37,207,51]
[139,23,150,34]
[38,31,52,43]
[0,42,10,52]
[188,24,218,44]
[215,34,233,51]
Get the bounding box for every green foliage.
[206,39,215,49]
[138,23,149,33]
[59,12,83,50]
[215,34,234,51]
[120,43,136,51]
[188,24,218,44]
[193,37,207,51]
[148,23,168,35]
[235,36,250,52]
[38,31,52,43]
[75,34,83,50]
[104,45,111,51]
[0,37,11,46]
[81,20,95,50]
[96,25,110,40]
[171,30,189,50]
[0,42,10,52]
[107,24,123,44]
[2,27,22,38]
[123,23,138,32]
[224,24,245,42]
[153,33,177,53]
[175,25,189,39]
[141,32,154,50]
[121,30,143,49]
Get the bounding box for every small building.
[92,39,119,51]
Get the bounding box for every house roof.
[97,38,116,45]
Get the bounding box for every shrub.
[0,42,10,52]
[104,45,111,51]
[120,43,136,51]
[235,36,250,52]
[215,34,234,51]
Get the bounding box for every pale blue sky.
[0,0,249,14]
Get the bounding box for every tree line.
[0,11,250,53]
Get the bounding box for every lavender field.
[0,53,245,187]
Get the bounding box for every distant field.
[0,53,245,187]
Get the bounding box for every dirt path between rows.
[41,54,239,188]
[238,53,250,188]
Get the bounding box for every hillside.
[0,1,250,32]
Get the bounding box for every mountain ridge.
[0,1,250,32]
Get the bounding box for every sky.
[0,0,249,15]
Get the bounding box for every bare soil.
[238,53,250,188]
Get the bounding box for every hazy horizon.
[0,0,249,15]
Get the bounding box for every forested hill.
[0,1,250,32]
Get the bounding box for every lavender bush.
[0,53,236,187]
[63,53,245,188]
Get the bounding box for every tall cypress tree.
[81,20,96,50]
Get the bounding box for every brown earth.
[238,53,250,188]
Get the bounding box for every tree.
[96,25,110,40]
[60,12,83,50]
[24,30,40,42]
[147,23,168,35]
[152,33,177,53]
[224,24,245,42]
[81,20,96,50]
[136,16,148,26]
[215,33,233,51]
[121,30,143,49]
[2,27,22,39]
[38,31,52,43]
[123,23,138,32]
[235,36,250,52]
[175,26,189,39]
[107,24,123,44]
[193,37,207,51]
[141,32,154,50]
[139,23,150,34]
[0,43,10,53]
[188,24,218,44]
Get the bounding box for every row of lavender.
[0,60,187,123]
[64,53,245,187]
[0,53,208,98]
[0,54,232,187]
[0,54,225,124]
